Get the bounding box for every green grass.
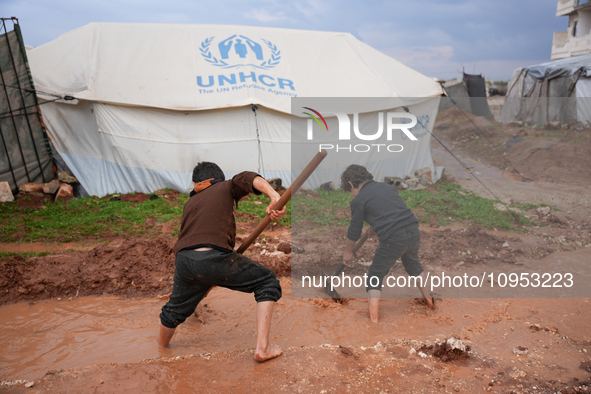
[400,182,533,230]
[292,190,353,227]
[0,189,290,243]
[292,180,538,231]
[0,193,186,242]
[0,251,52,258]
[237,194,291,227]
[0,179,543,243]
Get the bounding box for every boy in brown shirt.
[158,162,285,362]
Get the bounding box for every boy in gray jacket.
[341,164,434,323]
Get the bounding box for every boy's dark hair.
[340,164,373,192]
[192,162,225,183]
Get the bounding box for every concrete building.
[552,0,591,59]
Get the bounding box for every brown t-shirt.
[173,171,261,254]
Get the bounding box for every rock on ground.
[18,182,44,193]
[55,183,74,202]
[43,179,61,195]
[0,181,14,202]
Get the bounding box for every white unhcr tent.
[27,23,443,196]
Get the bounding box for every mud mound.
[245,241,292,277]
[435,107,591,185]
[418,338,471,362]
[14,192,53,209]
[0,235,293,304]
[435,107,497,139]
[420,225,548,266]
[119,193,151,203]
[0,237,176,305]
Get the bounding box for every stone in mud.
[513,346,528,355]
[339,346,354,357]
[18,182,44,193]
[419,338,471,362]
[414,167,433,184]
[58,171,78,184]
[277,242,291,254]
[43,179,61,195]
[417,175,430,186]
[55,183,74,202]
[405,178,420,189]
[536,207,551,216]
[0,181,14,202]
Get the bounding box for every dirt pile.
[0,234,293,305]
[243,236,292,276]
[418,338,472,362]
[434,107,591,185]
[0,237,176,304]
[420,225,550,266]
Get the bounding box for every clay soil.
[1,110,591,393]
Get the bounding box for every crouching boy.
[158,162,285,362]
[340,165,434,323]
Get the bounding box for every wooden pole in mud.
[237,149,328,254]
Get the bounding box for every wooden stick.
[237,149,328,254]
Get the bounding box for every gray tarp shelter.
[500,54,591,127]
[0,18,53,193]
[439,73,494,119]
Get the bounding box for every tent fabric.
[439,81,472,113]
[525,53,591,80]
[27,23,443,196]
[41,101,291,196]
[29,23,443,114]
[500,55,591,127]
[0,26,53,193]
[463,73,494,119]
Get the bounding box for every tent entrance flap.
[0,18,54,193]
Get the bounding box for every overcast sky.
[3,0,566,81]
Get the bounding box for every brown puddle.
[1,278,590,388]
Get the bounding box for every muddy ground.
[1,108,591,393]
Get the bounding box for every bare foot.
[424,297,435,310]
[254,344,283,362]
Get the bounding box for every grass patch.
[0,189,290,243]
[0,194,185,243]
[401,181,533,230]
[292,190,353,227]
[0,251,52,258]
[292,180,537,231]
[237,194,291,227]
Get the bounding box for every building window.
[574,21,578,36]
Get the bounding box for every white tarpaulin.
[27,23,443,196]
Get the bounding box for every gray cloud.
[3,0,567,80]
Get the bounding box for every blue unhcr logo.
[200,35,281,69]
